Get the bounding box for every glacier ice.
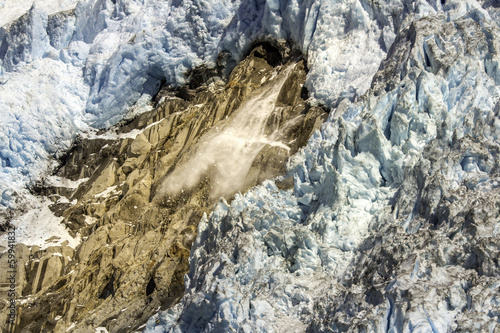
[145,1,500,332]
[0,0,449,211]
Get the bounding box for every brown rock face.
[3,44,327,332]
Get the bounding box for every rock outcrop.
[0,44,326,332]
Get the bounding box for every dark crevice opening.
[146,276,156,296]
[423,45,432,69]
[251,42,283,67]
[36,259,49,294]
[300,86,309,100]
[0,33,8,60]
[99,274,116,299]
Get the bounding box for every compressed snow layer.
[0,0,79,28]
[145,2,500,332]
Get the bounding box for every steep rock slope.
[0,45,326,332]
[146,2,500,333]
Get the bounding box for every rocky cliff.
[0,44,326,332]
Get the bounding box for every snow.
[94,185,119,198]
[65,322,76,332]
[0,196,80,250]
[95,327,109,333]
[0,0,79,28]
[45,176,89,189]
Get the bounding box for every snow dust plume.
[162,66,294,199]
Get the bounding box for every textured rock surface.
[0,45,326,332]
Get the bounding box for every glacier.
[144,1,500,332]
[0,0,419,212]
[0,0,499,331]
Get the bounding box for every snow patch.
[0,197,80,250]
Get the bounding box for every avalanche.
[145,1,500,332]
[1,0,499,331]
[1,0,401,212]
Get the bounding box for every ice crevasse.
[0,0,436,210]
[144,1,500,332]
